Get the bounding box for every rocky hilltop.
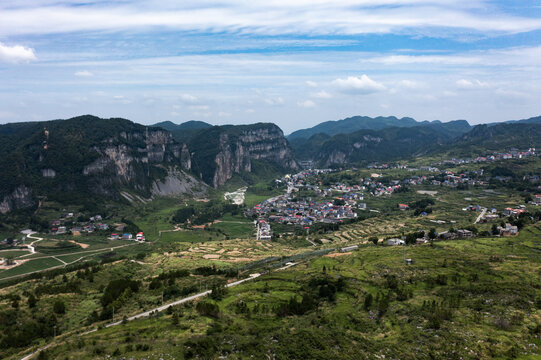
[0,115,205,213]
[0,116,298,213]
[187,123,298,187]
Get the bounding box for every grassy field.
[0,257,64,279]
[0,250,30,258]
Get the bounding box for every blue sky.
[1,0,541,134]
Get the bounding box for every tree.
[28,294,37,308]
[209,281,228,300]
[428,228,437,240]
[405,232,417,245]
[171,313,179,326]
[5,255,14,266]
[53,299,66,314]
[369,236,378,245]
[363,293,373,310]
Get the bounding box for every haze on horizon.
[1,0,541,134]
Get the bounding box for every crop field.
[0,250,30,258]
[0,257,65,280]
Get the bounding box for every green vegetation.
[11,224,540,359]
[172,201,241,225]
[1,135,541,360]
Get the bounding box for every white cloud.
[74,70,93,77]
[456,78,489,89]
[443,90,457,97]
[218,111,231,117]
[494,88,530,99]
[332,75,386,94]
[1,1,540,37]
[311,90,332,99]
[370,54,481,65]
[0,42,36,63]
[112,95,131,104]
[306,80,318,87]
[245,109,255,113]
[297,100,316,108]
[397,80,424,89]
[189,105,209,111]
[179,93,198,103]
[193,111,212,118]
[264,97,285,105]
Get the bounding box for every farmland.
[6,223,540,360]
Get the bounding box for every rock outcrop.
[190,123,298,187]
[0,185,34,214]
[151,168,208,197]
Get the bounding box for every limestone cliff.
[0,185,34,214]
[0,117,298,213]
[189,123,298,187]
[0,115,203,213]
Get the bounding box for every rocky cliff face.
[0,185,34,214]
[0,117,298,213]
[82,128,189,186]
[203,124,298,187]
[0,116,204,213]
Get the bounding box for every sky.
[1,1,541,134]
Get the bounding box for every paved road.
[474,207,487,224]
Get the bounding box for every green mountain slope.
[291,124,457,165]
[0,115,199,213]
[441,122,541,157]
[287,115,471,140]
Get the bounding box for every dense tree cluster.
[172,201,241,225]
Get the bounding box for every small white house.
[387,238,405,246]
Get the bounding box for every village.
[368,147,537,170]
[247,159,541,244]
[48,213,146,242]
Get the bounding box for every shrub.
[53,299,66,314]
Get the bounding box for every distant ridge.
[153,120,212,142]
[153,120,212,131]
[287,115,471,140]
[489,115,541,127]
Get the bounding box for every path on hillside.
[20,233,44,257]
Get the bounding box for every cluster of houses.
[51,214,109,235]
[110,232,145,242]
[247,195,360,226]
[247,170,368,238]
[256,220,272,241]
[435,148,537,166]
[503,207,527,216]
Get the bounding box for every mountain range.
[287,115,541,165]
[1,113,540,214]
